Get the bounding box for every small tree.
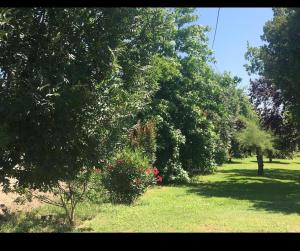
[235,118,274,175]
[14,171,93,227]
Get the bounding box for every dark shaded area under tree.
[186,167,300,215]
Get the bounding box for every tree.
[227,87,258,160]
[15,171,92,226]
[138,8,223,181]
[245,8,300,124]
[235,118,274,175]
[249,78,300,158]
[0,8,176,223]
[136,8,257,182]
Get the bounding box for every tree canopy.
[235,117,274,153]
[0,7,261,189]
[249,78,300,157]
[245,8,300,123]
[0,8,174,189]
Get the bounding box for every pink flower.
[153,167,159,176]
[156,175,163,183]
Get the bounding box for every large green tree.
[138,8,255,182]
[0,7,260,190]
[249,77,300,158]
[245,8,300,123]
[0,8,171,190]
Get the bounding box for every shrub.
[180,116,218,175]
[162,160,190,184]
[85,169,110,204]
[102,147,159,204]
[214,147,228,166]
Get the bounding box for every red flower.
[156,175,163,183]
[153,167,159,176]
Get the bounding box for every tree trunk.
[256,147,264,175]
[228,149,232,163]
[267,150,273,163]
[69,207,75,226]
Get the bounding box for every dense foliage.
[136,9,255,182]
[102,147,157,204]
[0,8,259,199]
[0,8,172,189]
[245,8,300,124]
[249,78,300,158]
[235,117,274,175]
[129,120,157,164]
[235,118,274,152]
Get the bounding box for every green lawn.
[2,156,300,232]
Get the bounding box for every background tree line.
[0,8,256,187]
[245,8,300,159]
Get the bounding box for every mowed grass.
[2,156,300,232]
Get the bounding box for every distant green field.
[2,156,300,232]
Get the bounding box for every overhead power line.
[212,8,220,50]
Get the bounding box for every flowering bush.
[145,167,163,184]
[102,147,161,204]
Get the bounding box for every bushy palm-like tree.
[235,118,274,175]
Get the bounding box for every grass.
[2,156,300,232]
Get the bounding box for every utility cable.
[212,8,220,50]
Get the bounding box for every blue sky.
[196,8,273,90]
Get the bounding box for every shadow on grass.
[218,168,300,182]
[250,160,290,165]
[226,161,244,164]
[186,168,300,215]
[0,211,73,232]
[0,200,103,232]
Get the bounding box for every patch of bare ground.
[0,179,53,215]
